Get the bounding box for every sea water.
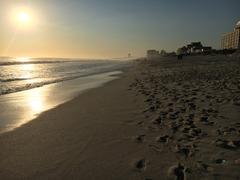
[0,57,131,133]
[0,57,130,95]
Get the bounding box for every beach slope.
[0,69,147,180]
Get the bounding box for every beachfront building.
[221,21,240,50]
[187,42,203,53]
[178,42,212,55]
[146,49,176,59]
[147,49,160,59]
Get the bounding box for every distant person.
[177,54,183,60]
[176,48,184,60]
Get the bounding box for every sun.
[18,12,30,23]
[9,7,36,29]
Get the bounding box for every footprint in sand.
[144,178,153,180]
[174,144,197,158]
[133,158,147,171]
[218,127,239,135]
[188,128,202,137]
[156,135,169,143]
[232,99,240,106]
[235,159,240,165]
[199,116,215,126]
[196,162,213,173]
[176,146,191,158]
[133,134,145,143]
[151,116,162,125]
[216,139,240,150]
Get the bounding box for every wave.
[0,78,31,82]
[0,69,126,96]
[0,59,131,96]
[0,77,71,95]
[0,75,83,95]
[0,61,67,67]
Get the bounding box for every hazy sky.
[0,0,240,58]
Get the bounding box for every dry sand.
[0,55,240,180]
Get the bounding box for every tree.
[160,49,167,56]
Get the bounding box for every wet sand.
[0,71,122,133]
[0,55,240,179]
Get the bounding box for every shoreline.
[0,70,125,134]
[0,65,145,179]
[0,55,240,179]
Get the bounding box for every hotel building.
[221,21,240,50]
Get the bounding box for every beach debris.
[168,163,186,180]
[215,159,227,165]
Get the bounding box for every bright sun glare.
[18,12,30,23]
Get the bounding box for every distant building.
[201,46,212,53]
[177,46,188,55]
[160,49,167,56]
[221,21,240,50]
[187,42,203,53]
[166,52,176,57]
[177,42,212,55]
[147,49,160,59]
[146,49,176,59]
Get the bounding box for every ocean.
[0,57,130,95]
[0,57,131,133]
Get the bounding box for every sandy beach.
[0,55,240,180]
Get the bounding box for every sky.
[0,0,240,59]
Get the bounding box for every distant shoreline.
[0,59,130,96]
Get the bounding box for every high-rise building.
[221,21,240,50]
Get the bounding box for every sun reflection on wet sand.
[0,71,122,133]
[20,62,46,115]
[0,86,50,133]
[15,88,49,130]
[28,89,45,114]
